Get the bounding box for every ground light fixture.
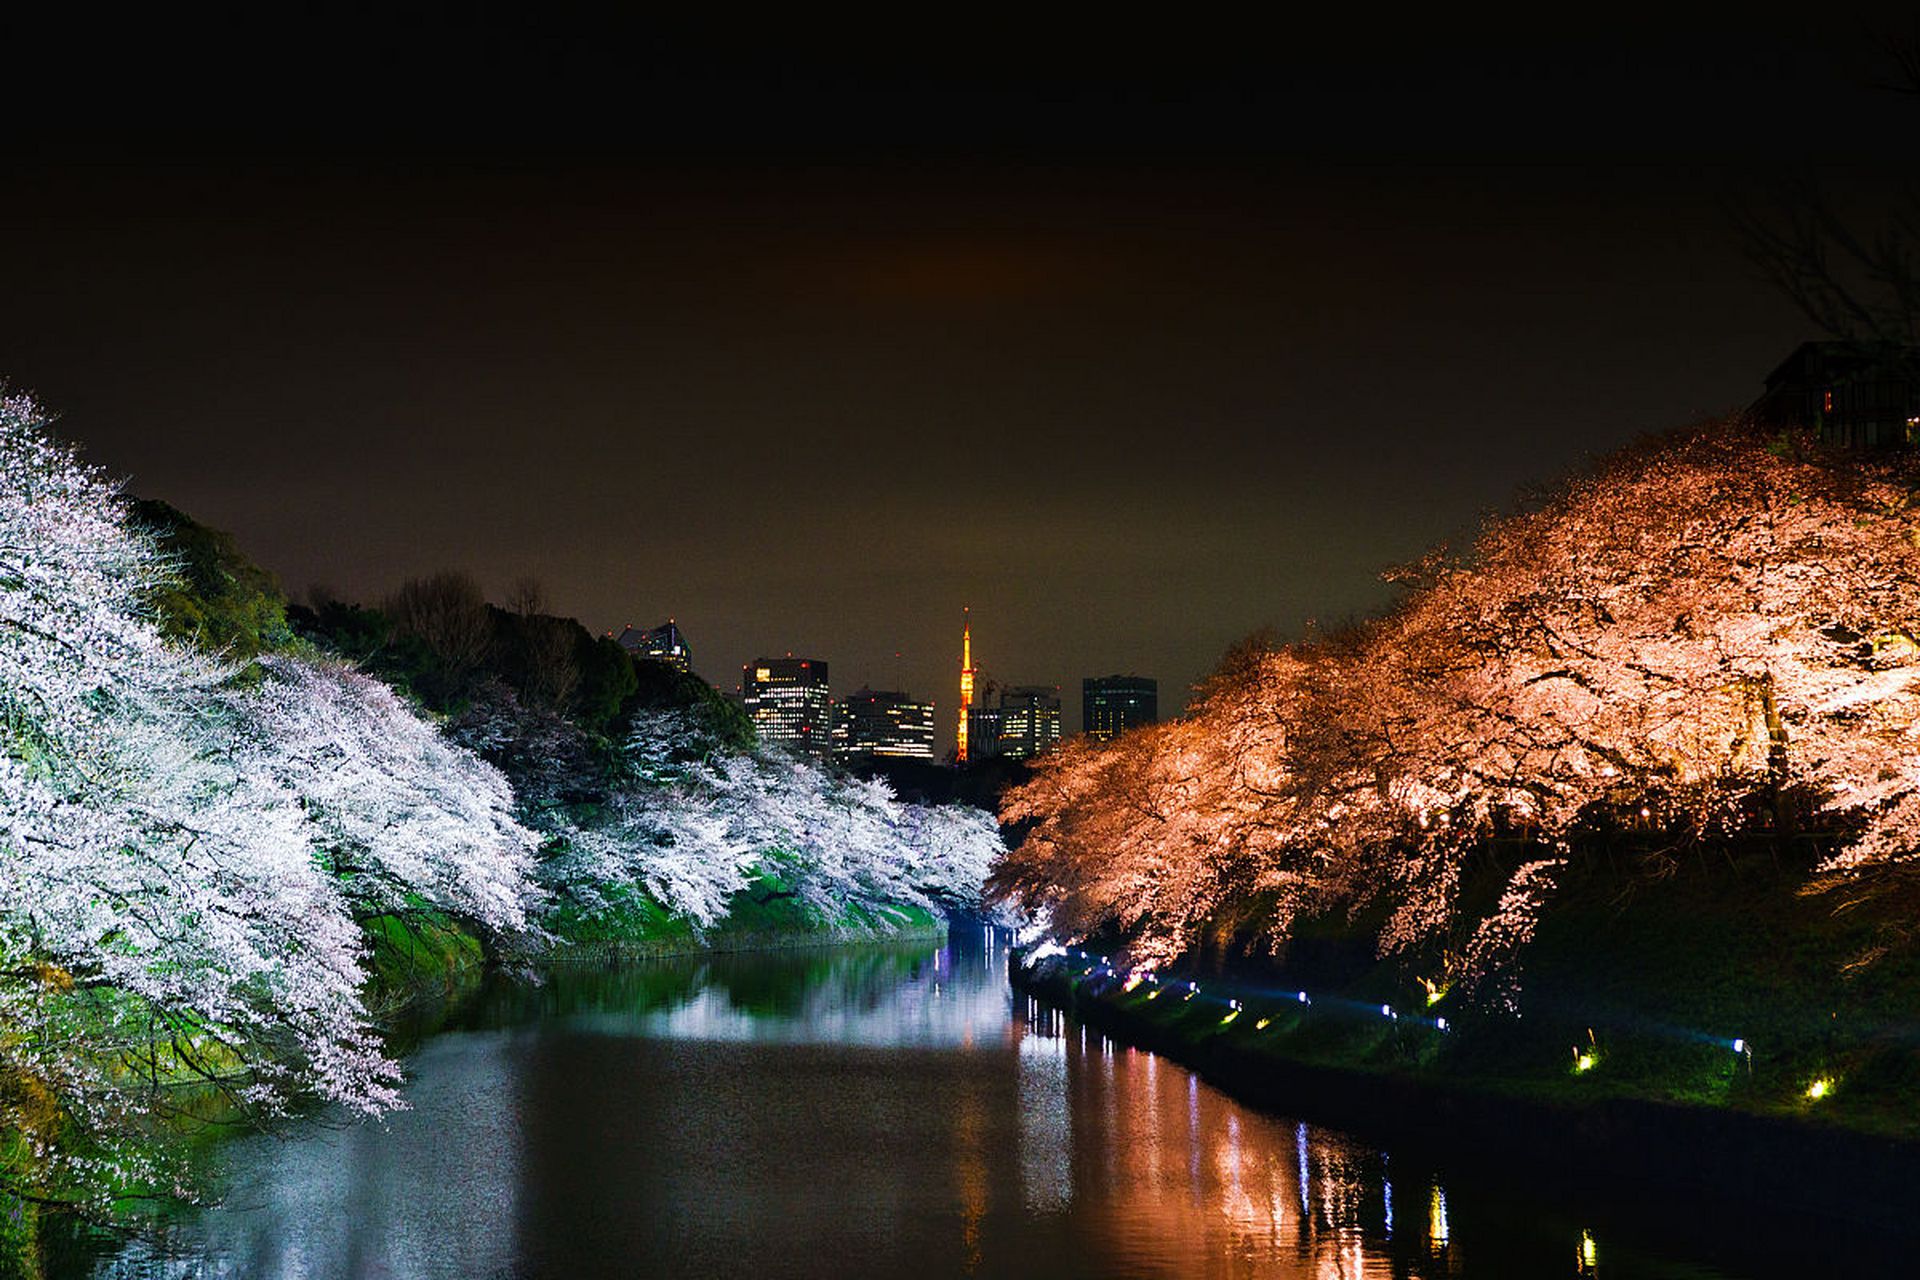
[1026,946,1754,1122]
[1806,1076,1835,1101]
[1572,1028,1600,1073]
[1031,949,1484,1045]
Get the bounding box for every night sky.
[3,17,1912,728]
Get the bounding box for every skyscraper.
[617,619,693,672]
[966,703,1005,761]
[833,688,937,762]
[997,685,1063,759]
[742,657,831,758]
[1083,674,1158,742]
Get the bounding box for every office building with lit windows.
[617,619,694,672]
[996,685,1063,760]
[743,657,832,758]
[1083,674,1158,742]
[965,703,1005,761]
[833,688,937,762]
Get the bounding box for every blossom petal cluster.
[540,710,1005,929]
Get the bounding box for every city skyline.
[609,601,1150,737]
[701,612,1144,745]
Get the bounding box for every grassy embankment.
[1017,837,1920,1223]
[540,875,945,965]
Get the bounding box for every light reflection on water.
[81,926,1817,1278]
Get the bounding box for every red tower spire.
[957,607,974,763]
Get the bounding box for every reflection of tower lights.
[957,607,974,763]
[953,1078,987,1272]
[1296,1123,1310,1218]
[1429,1185,1450,1245]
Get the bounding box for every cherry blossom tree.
[995,423,1920,997]
[234,656,540,939]
[0,393,543,1208]
[894,801,1005,906]
[541,711,1005,933]
[1,394,392,1202]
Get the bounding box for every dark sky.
[2,17,1914,730]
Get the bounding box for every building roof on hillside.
[1764,340,1919,390]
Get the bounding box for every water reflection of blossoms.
[1013,995,1470,1277]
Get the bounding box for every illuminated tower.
[957,608,974,763]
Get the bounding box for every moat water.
[78,926,1901,1278]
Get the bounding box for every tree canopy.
[995,423,1920,1001]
